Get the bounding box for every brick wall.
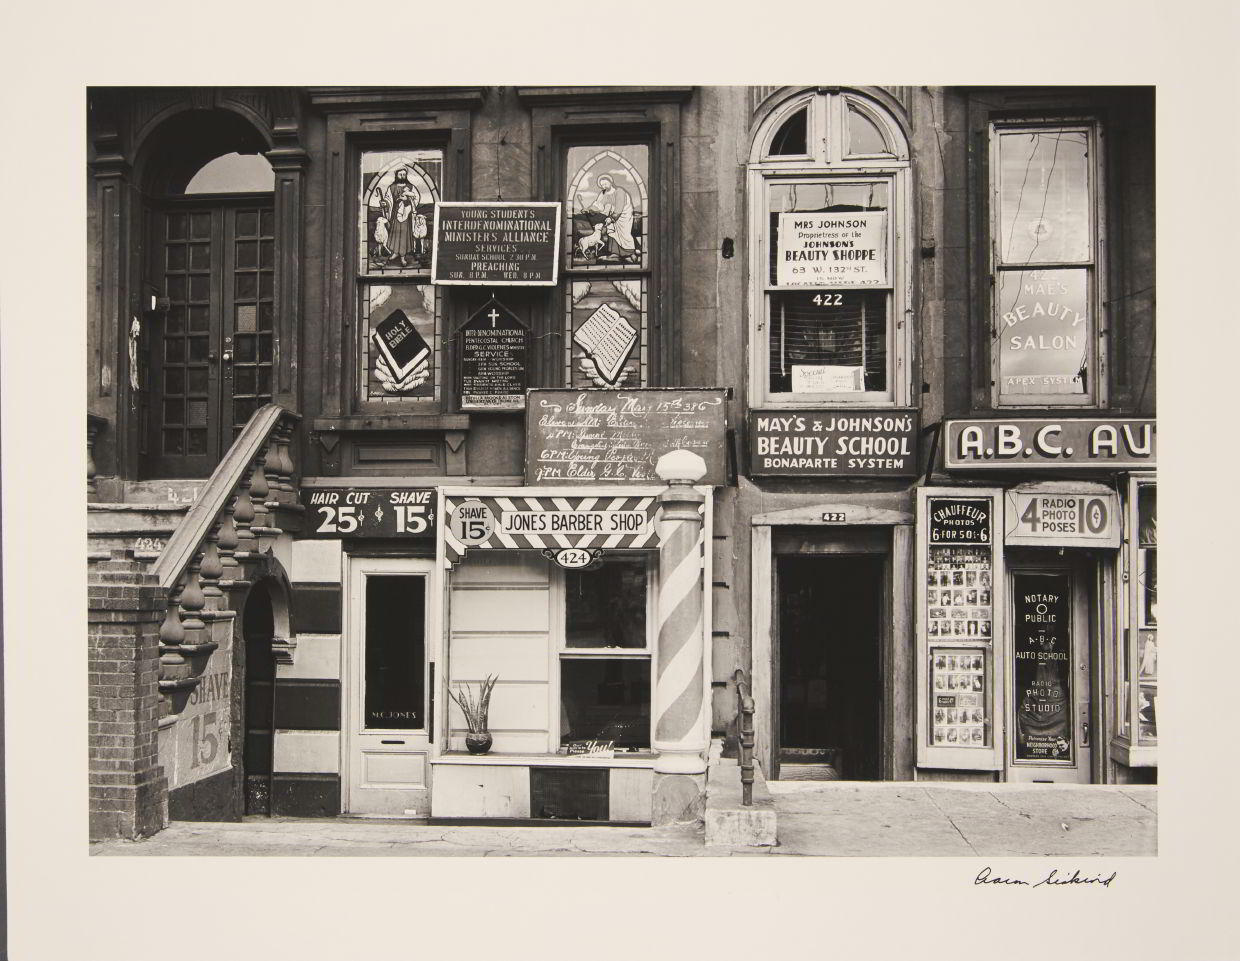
[88,549,168,840]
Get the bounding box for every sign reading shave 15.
[944,419,1155,470]
[300,487,437,538]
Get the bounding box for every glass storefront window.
[1137,484,1157,743]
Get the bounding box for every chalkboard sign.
[459,300,529,410]
[525,389,728,486]
[431,202,560,286]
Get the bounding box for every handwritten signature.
[975,866,1117,888]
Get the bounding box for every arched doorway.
[242,580,277,815]
[137,109,276,478]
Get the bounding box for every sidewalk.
[90,782,1155,857]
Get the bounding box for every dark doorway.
[777,555,884,780]
[243,583,276,815]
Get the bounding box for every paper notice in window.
[573,303,638,386]
[792,364,864,392]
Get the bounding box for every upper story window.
[356,148,444,407]
[748,90,912,407]
[564,144,651,389]
[989,121,1103,407]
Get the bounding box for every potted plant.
[448,674,498,755]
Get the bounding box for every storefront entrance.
[777,555,884,780]
[344,556,433,816]
[1005,552,1095,783]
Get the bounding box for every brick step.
[88,503,189,533]
[120,479,208,506]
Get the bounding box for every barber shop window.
[749,91,912,406]
[990,122,1103,407]
[559,554,652,750]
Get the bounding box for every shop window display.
[560,554,651,750]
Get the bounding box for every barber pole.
[653,451,709,776]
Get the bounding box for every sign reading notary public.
[525,389,728,486]
[300,487,436,538]
[459,300,529,410]
[749,409,919,476]
[776,212,889,288]
[431,202,560,286]
[945,419,1156,470]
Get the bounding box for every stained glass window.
[566,146,648,271]
[360,284,439,404]
[566,280,646,389]
[358,150,443,275]
[357,149,443,407]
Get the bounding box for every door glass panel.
[1012,572,1074,762]
[365,575,426,730]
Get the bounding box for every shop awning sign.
[945,419,1155,469]
[444,494,659,567]
[1005,489,1120,547]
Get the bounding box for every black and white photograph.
[2,4,1239,960]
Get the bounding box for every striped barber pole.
[653,491,708,774]
[443,494,659,567]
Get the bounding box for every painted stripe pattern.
[443,495,658,566]
[654,501,706,748]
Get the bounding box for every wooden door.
[344,557,434,816]
[145,201,275,478]
[1006,561,1093,783]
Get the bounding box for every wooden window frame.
[987,117,1107,409]
[747,89,914,410]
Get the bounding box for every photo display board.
[916,489,1004,770]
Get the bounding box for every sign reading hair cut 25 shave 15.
[299,487,437,538]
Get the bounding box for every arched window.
[748,89,912,407]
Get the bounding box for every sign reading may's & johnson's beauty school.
[299,487,437,538]
[525,389,728,486]
[749,409,919,477]
[945,419,1155,469]
[431,202,560,286]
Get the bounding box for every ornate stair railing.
[733,668,756,806]
[152,404,300,716]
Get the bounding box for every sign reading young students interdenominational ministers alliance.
[431,202,561,286]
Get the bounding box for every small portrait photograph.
[966,589,978,605]
[972,674,984,691]
[947,728,958,743]
[979,589,991,606]
[930,607,946,619]
[953,621,966,635]
[967,620,979,636]
[934,654,947,671]
[951,570,964,586]
[928,587,939,604]
[965,570,977,587]
[951,608,966,619]
[971,727,984,744]
[928,620,939,636]
[980,570,992,588]
[935,708,945,724]
[935,673,946,690]
[973,709,985,724]
[934,727,946,744]
[952,589,965,606]
[946,655,957,671]
[972,655,984,671]
[940,589,953,606]
[981,620,992,637]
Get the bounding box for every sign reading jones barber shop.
[749,409,919,477]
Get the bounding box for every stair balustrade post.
[233,470,257,558]
[250,452,272,532]
[217,497,241,586]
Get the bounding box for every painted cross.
[487,308,500,327]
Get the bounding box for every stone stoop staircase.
[704,738,778,848]
[88,480,207,568]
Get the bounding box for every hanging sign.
[776,211,889,288]
[1005,489,1120,547]
[542,547,604,570]
[443,494,659,567]
[749,409,919,476]
[1012,573,1074,763]
[945,419,1156,469]
[525,389,728,486]
[459,300,529,410]
[299,487,437,539]
[431,202,560,286]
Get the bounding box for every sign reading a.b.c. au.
[431,202,560,286]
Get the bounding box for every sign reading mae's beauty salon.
[776,212,888,288]
[945,419,1155,470]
